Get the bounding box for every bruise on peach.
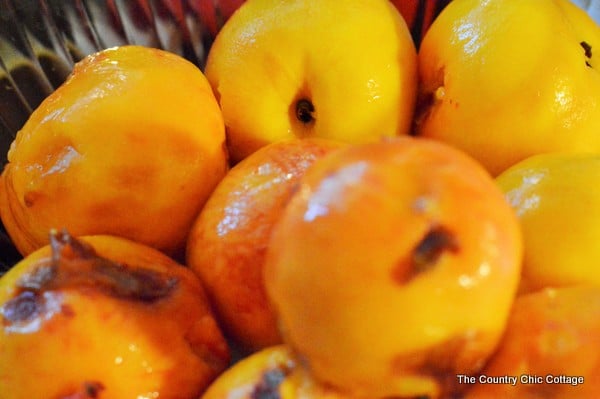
[1,230,179,328]
[2,290,41,324]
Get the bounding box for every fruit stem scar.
[392,225,460,284]
[413,226,460,271]
[296,99,315,124]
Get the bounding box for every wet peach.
[264,137,523,398]
[0,231,230,399]
[0,45,227,258]
[187,138,343,353]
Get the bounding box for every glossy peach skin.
[187,138,344,353]
[415,0,600,176]
[464,285,600,399]
[496,152,600,294]
[264,137,523,398]
[202,345,354,399]
[0,45,228,258]
[204,0,417,163]
[0,232,230,399]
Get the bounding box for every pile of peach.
[1,0,600,398]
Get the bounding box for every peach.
[264,137,523,398]
[0,45,227,258]
[0,231,230,398]
[464,285,600,398]
[187,138,344,352]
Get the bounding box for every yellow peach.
[496,152,600,293]
[205,0,417,163]
[415,0,600,176]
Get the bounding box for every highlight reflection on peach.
[265,136,523,398]
[187,138,344,353]
[0,45,227,258]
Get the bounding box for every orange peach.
[464,285,600,398]
[187,138,344,352]
[0,231,230,398]
[264,137,523,398]
[0,45,227,258]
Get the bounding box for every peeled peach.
[464,285,600,398]
[202,345,353,399]
[0,231,230,399]
[264,137,523,398]
[0,45,228,258]
[187,138,343,352]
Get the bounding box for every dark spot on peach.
[390,332,492,398]
[392,225,460,284]
[2,290,41,324]
[23,191,40,207]
[412,225,459,270]
[59,381,105,399]
[23,191,44,208]
[83,381,104,398]
[250,367,290,399]
[11,230,178,305]
[581,41,592,58]
[90,261,179,302]
[581,41,593,67]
